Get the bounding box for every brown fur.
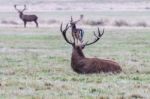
[71,46,122,74]
[14,5,38,28]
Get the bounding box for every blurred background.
[0,0,150,27]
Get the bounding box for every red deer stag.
[14,5,38,28]
[60,23,122,74]
[70,15,84,44]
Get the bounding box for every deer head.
[14,5,27,15]
[70,15,83,28]
[60,23,104,49]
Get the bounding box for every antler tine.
[60,23,63,32]
[94,28,104,38]
[60,23,70,32]
[24,5,26,9]
[93,31,97,37]
[61,22,69,30]
[74,15,83,24]
[60,23,74,45]
[65,23,70,31]
[22,4,27,11]
[98,28,104,37]
[70,16,73,23]
[14,4,20,11]
[84,28,104,46]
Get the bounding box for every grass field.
[0,27,150,99]
[0,0,150,99]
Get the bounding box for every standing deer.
[70,15,84,44]
[14,5,38,28]
[60,23,122,74]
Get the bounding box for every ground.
[0,27,149,99]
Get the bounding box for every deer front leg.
[24,21,27,28]
[34,20,38,28]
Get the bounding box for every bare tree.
[14,5,38,28]
[60,23,122,74]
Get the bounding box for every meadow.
[0,26,149,99]
[0,0,150,99]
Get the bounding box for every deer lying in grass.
[70,15,84,43]
[14,5,38,28]
[60,23,122,74]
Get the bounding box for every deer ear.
[70,16,73,22]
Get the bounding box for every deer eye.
[81,45,85,49]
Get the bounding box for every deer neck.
[71,47,85,73]
[71,47,85,61]
[71,25,76,32]
[19,13,24,19]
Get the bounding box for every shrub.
[1,20,8,24]
[136,22,148,27]
[9,21,18,25]
[114,20,130,27]
[1,20,18,25]
[47,19,58,24]
[83,19,106,26]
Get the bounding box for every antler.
[70,15,83,24]
[84,28,104,46]
[60,23,74,45]
[22,5,27,12]
[14,4,20,11]
[70,16,73,23]
[74,15,83,24]
[14,4,27,12]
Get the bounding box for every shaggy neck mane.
[76,47,85,57]
[19,13,24,19]
[71,46,85,73]
[72,47,85,59]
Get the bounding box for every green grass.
[0,27,150,99]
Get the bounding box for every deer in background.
[70,15,84,44]
[14,5,38,28]
[60,23,122,74]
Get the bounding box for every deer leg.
[24,21,26,28]
[34,20,38,28]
